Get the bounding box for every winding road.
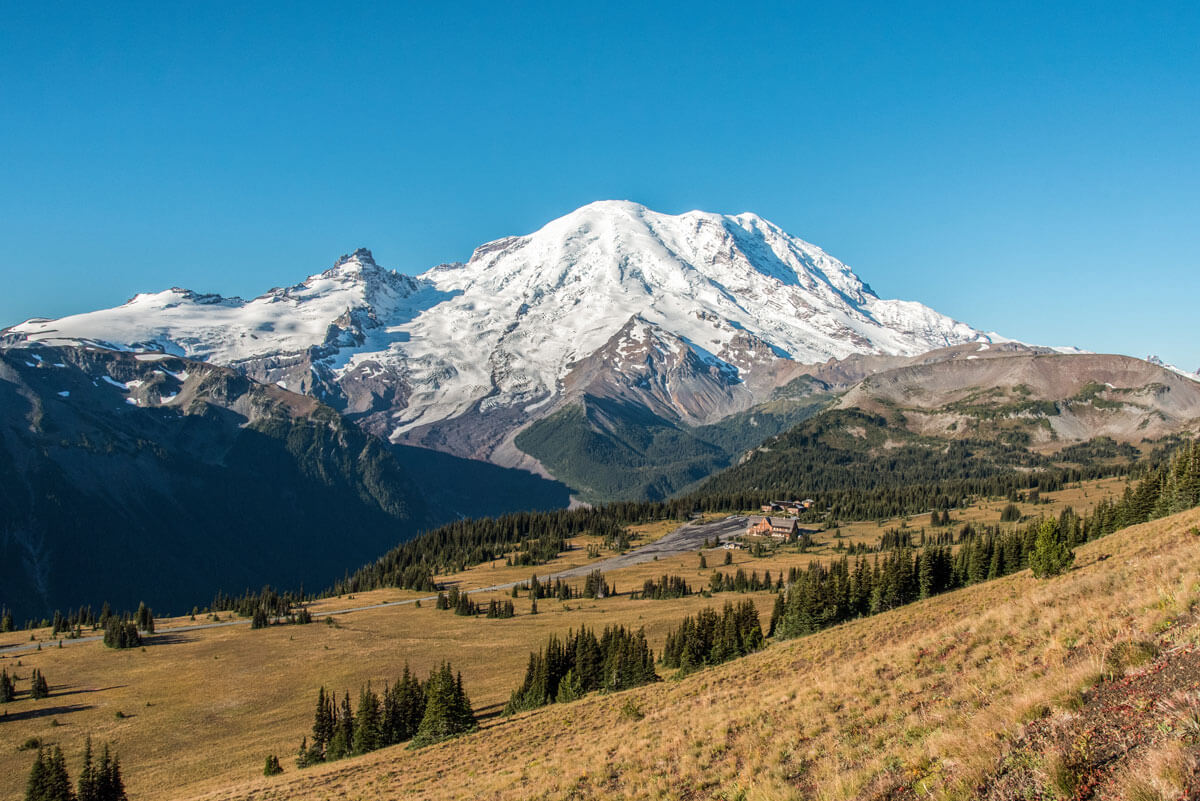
[0,516,750,654]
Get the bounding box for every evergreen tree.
[413,662,476,746]
[391,663,426,743]
[554,669,583,703]
[0,668,15,702]
[25,747,49,801]
[324,691,354,761]
[325,726,349,761]
[95,744,126,801]
[102,619,140,649]
[263,755,283,776]
[298,686,334,765]
[351,684,382,754]
[294,736,313,768]
[916,549,935,599]
[767,593,785,637]
[661,601,762,673]
[134,603,154,634]
[76,738,96,801]
[26,744,73,801]
[453,592,476,616]
[31,669,50,699]
[1029,519,1074,578]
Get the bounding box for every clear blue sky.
[2,2,1197,368]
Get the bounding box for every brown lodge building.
[747,516,800,539]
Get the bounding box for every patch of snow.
[1162,363,1200,383]
[100,375,128,390]
[57,390,69,398]
[124,397,139,406]
[135,353,171,362]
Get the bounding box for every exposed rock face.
[833,348,1200,447]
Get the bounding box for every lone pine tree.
[1029,519,1074,578]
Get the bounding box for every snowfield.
[10,201,995,437]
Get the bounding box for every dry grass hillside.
[191,508,1200,801]
[0,479,1192,800]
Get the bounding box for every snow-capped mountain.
[8,201,994,460]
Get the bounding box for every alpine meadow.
[3,4,1199,801]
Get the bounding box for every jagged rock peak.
[334,247,377,268]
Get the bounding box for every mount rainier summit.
[8,201,995,466]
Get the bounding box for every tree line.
[633,574,693,600]
[327,434,1168,603]
[211,586,307,619]
[692,411,1150,507]
[297,661,476,768]
[768,439,1199,641]
[504,625,658,715]
[660,600,764,674]
[649,439,1200,682]
[24,738,126,801]
[511,570,615,602]
[8,431,1174,632]
[708,568,779,595]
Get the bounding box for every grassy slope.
[0,479,1145,800]
[193,508,1200,801]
